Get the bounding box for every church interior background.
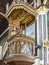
[0,0,49,65]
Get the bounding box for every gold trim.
[6,4,38,17]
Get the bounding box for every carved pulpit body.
[4,0,37,65]
[4,34,35,65]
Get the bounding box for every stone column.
[47,48,49,64]
[44,47,47,65]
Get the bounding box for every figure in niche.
[8,41,16,56]
[21,42,32,55]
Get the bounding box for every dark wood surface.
[8,61,33,65]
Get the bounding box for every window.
[26,23,35,38]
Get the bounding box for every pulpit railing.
[3,34,35,60]
[5,41,34,59]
